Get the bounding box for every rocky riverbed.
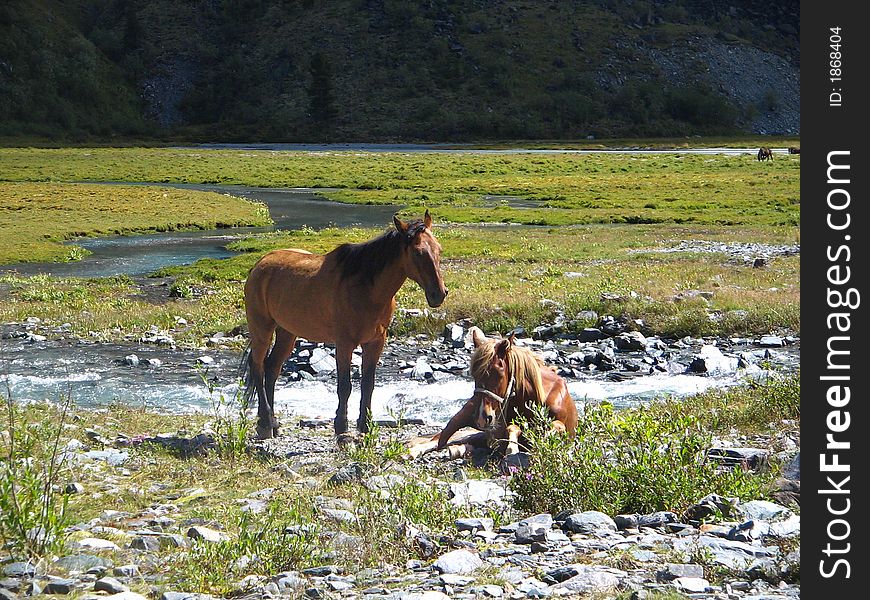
[2,309,801,599]
[1,310,799,421]
[0,407,800,600]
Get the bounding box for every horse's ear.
[393,214,408,234]
[423,209,432,229]
[506,331,516,345]
[471,326,487,348]
[495,338,511,358]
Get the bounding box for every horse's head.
[394,210,448,307]
[469,327,515,431]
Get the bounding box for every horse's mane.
[470,338,547,405]
[332,219,426,284]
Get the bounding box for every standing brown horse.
[243,211,448,438]
[757,147,773,161]
[406,327,578,459]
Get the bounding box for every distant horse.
[757,147,773,161]
[406,327,578,459]
[788,147,800,154]
[242,211,448,438]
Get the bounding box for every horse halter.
[474,375,516,406]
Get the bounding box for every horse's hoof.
[335,432,357,450]
[334,419,349,435]
[356,419,370,434]
[448,444,469,459]
[272,427,281,438]
[256,424,274,440]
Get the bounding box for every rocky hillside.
[0,0,799,141]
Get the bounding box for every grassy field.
[0,146,799,341]
[0,181,271,263]
[0,147,800,227]
[0,223,800,344]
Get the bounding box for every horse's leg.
[505,423,522,455]
[549,420,568,435]
[358,334,387,433]
[333,342,354,435]
[433,398,479,452]
[248,321,276,440]
[264,327,297,437]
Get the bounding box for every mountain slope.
[0,0,800,141]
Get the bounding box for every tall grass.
[0,389,73,560]
[171,500,324,595]
[507,376,799,516]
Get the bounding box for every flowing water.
[1,331,799,425]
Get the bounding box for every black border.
[802,1,867,594]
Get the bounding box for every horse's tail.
[237,341,257,409]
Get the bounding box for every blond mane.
[469,338,547,404]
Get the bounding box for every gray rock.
[123,354,139,366]
[688,345,738,374]
[672,535,777,569]
[739,500,793,522]
[307,347,336,374]
[327,463,365,486]
[514,514,554,544]
[64,482,85,495]
[42,578,77,595]
[275,572,306,590]
[410,357,435,382]
[759,335,784,347]
[707,447,768,470]
[673,577,710,593]
[186,526,229,543]
[552,565,625,594]
[455,518,494,532]
[81,449,129,466]
[75,537,120,551]
[94,578,128,594]
[449,480,513,508]
[129,536,161,551]
[657,563,705,581]
[577,328,606,342]
[0,588,17,600]
[562,511,617,534]
[433,549,483,574]
[439,574,474,586]
[321,508,356,524]
[614,331,647,351]
[112,565,140,578]
[51,554,113,575]
[444,324,465,348]
[302,566,340,577]
[2,563,35,578]
[782,452,800,481]
[637,511,677,528]
[613,514,639,530]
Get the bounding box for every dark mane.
[333,219,425,283]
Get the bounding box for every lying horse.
[406,327,578,459]
[757,147,773,161]
[242,211,448,438]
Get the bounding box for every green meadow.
[0,146,799,342]
[0,181,271,263]
[0,147,799,227]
